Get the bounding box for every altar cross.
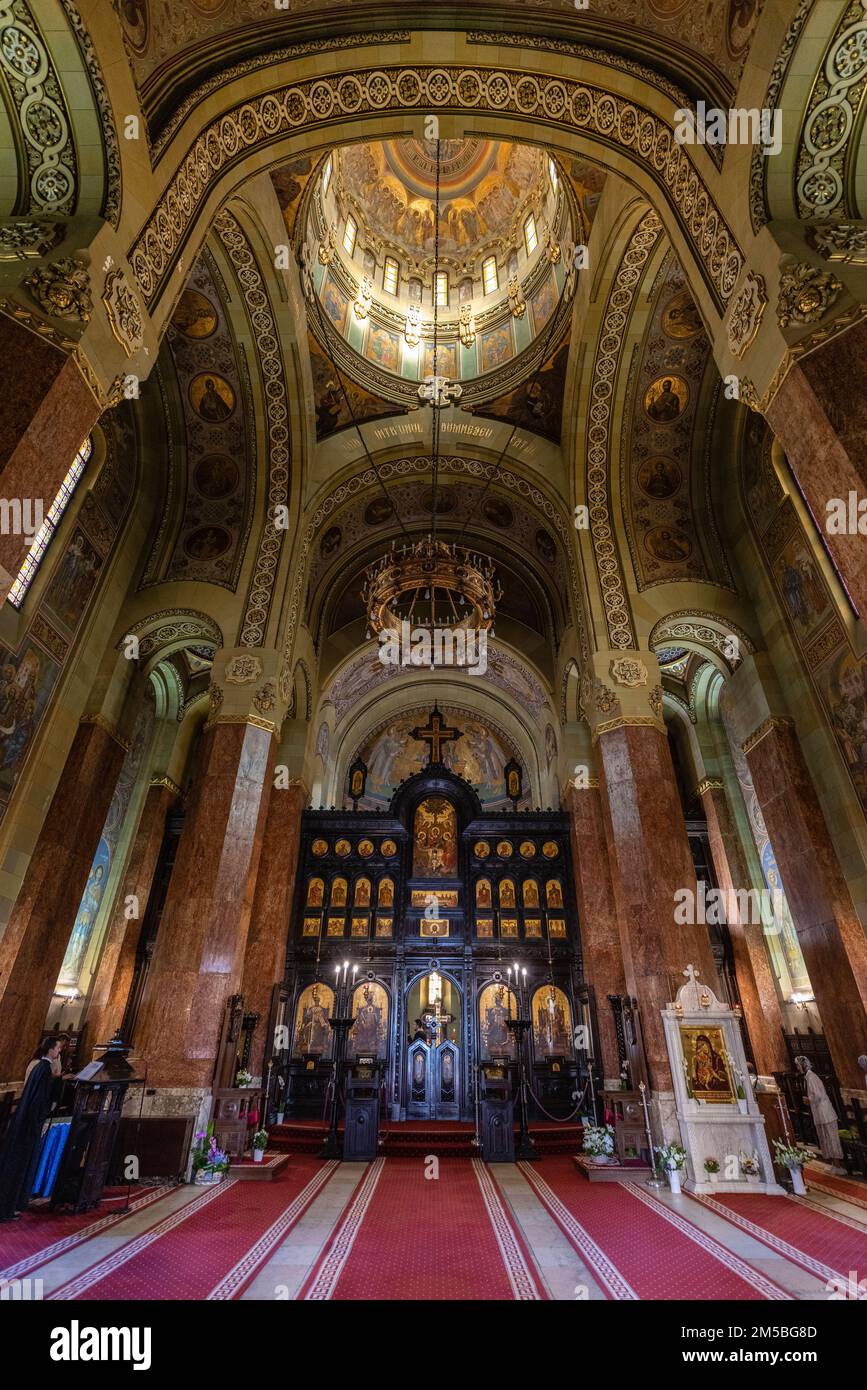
[411,704,462,765]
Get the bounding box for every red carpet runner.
[300,1158,545,1300]
[48,1159,338,1301]
[803,1167,867,1210]
[519,1159,789,1300]
[0,1186,172,1283]
[688,1189,867,1289]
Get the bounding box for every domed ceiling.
[294,136,577,407]
[338,139,547,262]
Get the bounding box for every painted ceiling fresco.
[337,140,546,261]
[322,642,550,728]
[468,336,571,444]
[119,2,764,101]
[141,254,254,589]
[620,255,732,591]
[307,331,407,440]
[307,476,568,621]
[352,706,528,810]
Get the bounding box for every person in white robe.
[796,1056,845,1174]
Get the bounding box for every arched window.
[524,214,538,256]
[7,436,93,610]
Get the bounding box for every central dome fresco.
[348,138,538,258]
[295,136,580,402]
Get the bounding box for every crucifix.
[411,704,462,765]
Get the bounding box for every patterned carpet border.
[517,1162,638,1299]
[47,1180,236,1300]
[302,1158,386,1301]
[207,1161,339,1300]
[686,1190,863,1288]
[471,1159,544,1301]
[624,1184,791,1301]
[0,1186,173,1284]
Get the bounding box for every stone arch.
[124,608,223,674]
[122,45,745,337]
[650,610,757,675]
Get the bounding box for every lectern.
[51,1032,144,1213]
[343,1057,383,1161]
[479,1061,515,1162]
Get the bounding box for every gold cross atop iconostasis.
[411,705,462,765]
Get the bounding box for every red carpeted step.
[300,1157,546,1300]
[269,1119,584,1158]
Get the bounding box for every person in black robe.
[0,1035,64,1220]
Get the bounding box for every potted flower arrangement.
[619,1059,630,1092]
[655,1142,687,1193]
[582,1123,615,1165]
[235,1068,253,1088]
[703,1156,720,1185]
[740,1150,761,1184]
[251,1129,269,1164]
[190,1126,230,1185]
[773,1139,812,1195]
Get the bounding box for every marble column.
[698,776,789,1076]
[83,778,179,1053]
[0,316,102,596]
[241,778,308,1080]
[134,650,287,1091]
[765,328,867,619]
[0,717,128,1079]
[589,652,720,1093]
[742,715,867,1091]
[565,779,625,1086]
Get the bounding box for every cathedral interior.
[0,0,867,1323]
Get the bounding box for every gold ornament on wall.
[318,223,337,265]
[726,271,766,358]
[777,262,843,328]
[102,268,144,356]
[225,655,263,685]
[459,301,476,347]
[610,657,648,688]
[508,275,526,319]
[24,256,92,321]
[404,300,421,347]
[354,273,374,321]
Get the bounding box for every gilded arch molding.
[649,610,756,673]
[126,60,744,320]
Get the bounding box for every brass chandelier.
[363,537,500,639]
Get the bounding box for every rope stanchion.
[523,1075,591,1124]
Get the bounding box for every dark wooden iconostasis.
[275,756,596,1123]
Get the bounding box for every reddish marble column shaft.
[565,784,626,1082]
[134,722,276,1089]
[241,781,306,1078]
[0,720,127,1079]
[0,318,100,592]
[596,723,719,1089]
[743,720,867,1089]
[699,781,789,1076]
[766,333,867,619]
[83,781,177,1053]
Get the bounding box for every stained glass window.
[7,436,93,610]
